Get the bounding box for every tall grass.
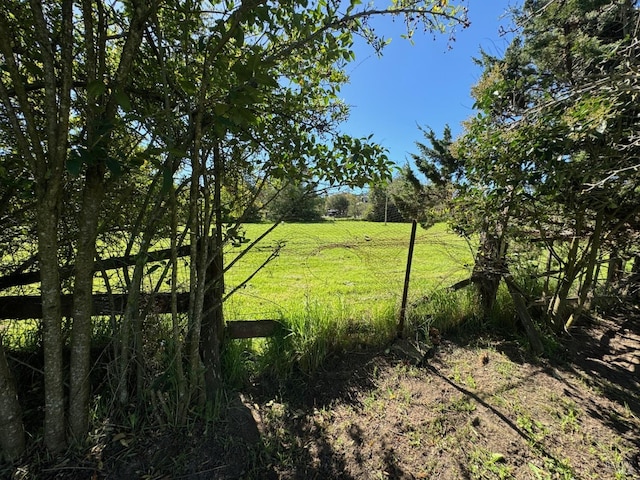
[0,319,41,351]
[225,298,399,382]
[408,288,482,336]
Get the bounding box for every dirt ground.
[5,305,640,479]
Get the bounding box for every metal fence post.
[398,219,418,338]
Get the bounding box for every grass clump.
[1,319,41,351]
[409,287,481,335]
[257,299,398,378]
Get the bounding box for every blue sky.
[338,1,519,168]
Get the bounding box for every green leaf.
[255,5,269,23]
[67,150,84,176]
[232,60,253,82]
[234,25,244,45]
[146,264,161,275]
[167,147,187,158]
[214,103,229,116]
[178,78,198,95]
[162,167,173,193]
[254,71,278,88]
[114,89,132,112]
[130,152,145,167]
[87,79,106,98]
[105,156,123,177]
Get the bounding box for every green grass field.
[0,220,472,322]
[218,221,474,375]
[222,221,473,321]
[1,221,473,356]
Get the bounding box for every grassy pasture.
[0,221,473,355]
[222,221,473,321]
[220,221,474,375]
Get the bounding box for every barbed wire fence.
[222,204,474,332]
[0,195,475,345]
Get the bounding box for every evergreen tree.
[397,125,462,228]
[454,0,640,332]
[366,181,407,223]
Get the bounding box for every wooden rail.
[0,245,192,290]
[0,293,283,339]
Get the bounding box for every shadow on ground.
[560,304,640,454]
[242,303,640,479]
[7,304,639,479]
[247,351,385,479]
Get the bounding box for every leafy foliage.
[325,192,353,217]
[0,0,469,455]
[365,180,409,223]
[451,0,640,331]
[264,183,324,222]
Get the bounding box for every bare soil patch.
[249,332,638,479]
[4,306,639,479]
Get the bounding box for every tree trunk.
[187,217,207,405]
[69,0,104,440]
[504,274,544,355]
[565,211,604,331]
[4,0,74,453]
[548,216,583,331]
[605,249,624,291]
[548,269,576,331]
[631,254,640,283]
[201,142,225,402]
[201,237,225,401]
[187,144,209,406]
[0,337,25,461]
[543,241,554,296]
[117,228,155,405]
[170,183,187,423]
[69,165,104,440]
[472,231,505,319]
[37,198,66,453]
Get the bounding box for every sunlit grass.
[0,319,41,351]
[2,221,474,366]
[223,221,473,320]
[219,221,473,376]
